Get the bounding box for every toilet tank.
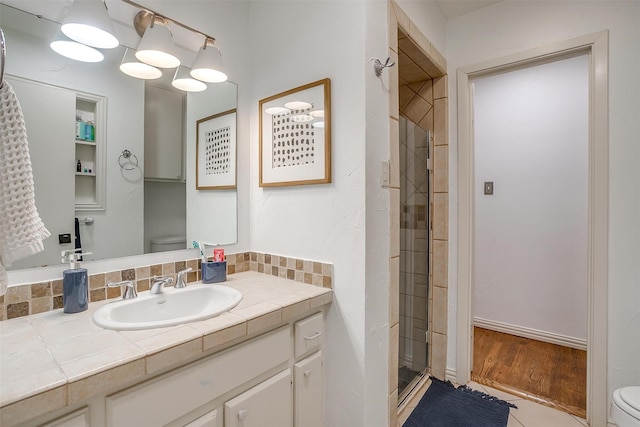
[150,236,187,253]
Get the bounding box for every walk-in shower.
[398,116,430,400]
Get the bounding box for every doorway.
[470,52,589,416]
[456,32,609,425]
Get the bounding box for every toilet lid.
[620,387,640,412]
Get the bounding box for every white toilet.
[611,386,640,427]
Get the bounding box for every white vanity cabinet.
[106,327,290,427]
[40,408,89,427]
[20,310,327,427]
[224,369,292,427]
[294,352,323,427]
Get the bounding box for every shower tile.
[389,323,399,394]
[433,75,447,100]
[434,98,448,146]
[432,193,448,241]
[390,257,400,326]
[432,286,447,334]
[391,188,400,258]
[418,108,434,134]
[433,145,448,193]
[430,332,447,379]
[404,96,430,127]
[389,49,399,120]
[390,118,400,189]
[412,296,427,321]
[432,240,448,288]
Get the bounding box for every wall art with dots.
[259,78,331,187]
[196,109,236,190]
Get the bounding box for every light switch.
[484,181,494,195]
[381,161,390,188]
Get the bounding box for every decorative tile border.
[0,252,332,321]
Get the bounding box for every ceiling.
[434,0,501,20]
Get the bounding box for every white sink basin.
[92,284,242,330]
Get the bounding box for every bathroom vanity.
[0,272,332,426]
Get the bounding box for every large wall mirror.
[1,2,238,271]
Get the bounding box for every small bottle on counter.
[61,250,90,314]
[77,160,82,173]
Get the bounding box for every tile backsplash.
[0,251,333,321]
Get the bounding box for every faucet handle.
[107,280,137,300]
[175,267,193,289]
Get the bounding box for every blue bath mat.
[403,377,517,427]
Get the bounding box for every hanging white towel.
[0,81,51,295]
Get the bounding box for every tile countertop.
[0,271,333,411]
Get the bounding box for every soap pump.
[61,250,92,314]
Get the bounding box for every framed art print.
[196,109,237,190]
[259,78,331,187]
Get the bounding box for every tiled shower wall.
[388,1,449,424]
[0,252,333,321]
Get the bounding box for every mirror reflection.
[1,3,238,271]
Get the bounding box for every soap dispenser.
[61,250,91,314]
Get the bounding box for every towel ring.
[118,149,139,170]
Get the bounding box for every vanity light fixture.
[264,107,291,115]
[50,29,104,63]
[61,0,119,49]
[284,101,312,110]
[290,114,314,123]
[119,48,162,80]
[190,38,228,83]
[172,66,207,92]
[135,15,180,69]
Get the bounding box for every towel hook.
[369,57,396,77]
[118,149,139,170]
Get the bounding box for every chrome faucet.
[150,276,173,295]
[175,267,193,289]
[107,280,137,300]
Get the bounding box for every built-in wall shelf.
[75,92,106,212]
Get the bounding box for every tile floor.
[398,379,589,427]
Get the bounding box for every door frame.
[456,31,608,425]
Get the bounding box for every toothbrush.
[192,241,207,263]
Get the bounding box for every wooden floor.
[472,327,587,418]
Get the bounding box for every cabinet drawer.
[106,326,290,427]
[225,369,292,427]
[40,407,89,427]
[294,312,324,358]
[294,352,323,427]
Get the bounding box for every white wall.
[445,0,640,410]
[248,2,370,425]
[473,54,589,342]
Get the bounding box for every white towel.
[0,81,51,295]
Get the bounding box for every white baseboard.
[474,317,587,351]
[445,368,457,383]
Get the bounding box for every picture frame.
[259,78,331,187]
[196,109,237,190]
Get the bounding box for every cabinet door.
[225,369,292,427]
[294,352,324,427]
[144,84,184,180]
